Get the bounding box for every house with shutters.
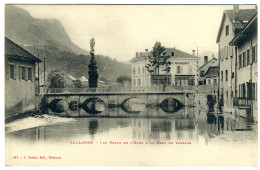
[216,5,257,121]
[5,37,41,118]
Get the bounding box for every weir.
[42,92,194,117]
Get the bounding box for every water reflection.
[160,98,183,113]
[81,98,106,114]
[121,98,146,113]
[89,120,99,136]
[6,108,257,146]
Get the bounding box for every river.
[5,107,258,166]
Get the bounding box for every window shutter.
[19,66,21,80]
[230,46,233,57]
[6,63,9,80]
[225,46,228,59]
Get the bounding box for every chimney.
[233,5,239,23]
[204,56,208,64]
[192,50,195,56]
[136,52,139,57]
[145,49,148,52]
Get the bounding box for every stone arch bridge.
[42,92,194,117]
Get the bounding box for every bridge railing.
[47,87,110,93]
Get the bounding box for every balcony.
[233,97,252,108]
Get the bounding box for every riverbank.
[5,114,76,133]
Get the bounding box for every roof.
[67,74,77,81]
[5,37,41,62]
[216,9,257,43]
[205,66,219,78]
[230,14,257,45]
[130,47,197,62]
[165,48,197,59]
[79,76,88,82]
[198,58,218,70]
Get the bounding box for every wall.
[131,57,150,89]
[5,58,36,118]
[218,14,236,108]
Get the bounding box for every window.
[226,91,228,97]
[171,52,174,56]
[226,25,229,36]
[221,71,223,82]
[231,72,234,79]
[138,79,141,86]
[200,70,205,77]
[138,67,140,74]
[176,79,181,87]
[133,79,136,86]
[28,67,32,81]
[225,70,228,81]
[9,64,14,79]
[208,79,211,84]
[19,66,26,80]
[213,79,217,85]
[252,46,256,63]
[239,83,246,98]
[188,79,194,86]
[247,49,250,66]
[239,54,242,69]
[133,67,136,75]
[243,51,246,67]
[177,66,181,73]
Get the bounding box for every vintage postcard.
[4,4,258,166]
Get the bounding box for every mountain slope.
[5,5,131,83]
[5,5,88,55]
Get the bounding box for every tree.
[48,69,66,88]
[145,41,171,85]
[73,80,83,88]
[116,75,131,85]
[88,38,99,88]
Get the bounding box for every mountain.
[5,5,88,55]
[5,5,131,83]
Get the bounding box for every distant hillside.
[5,5,131,83]
[5,5,88,55]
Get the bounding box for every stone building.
[216,5,257,121]
[130,48,199,92]
[5,37,41,118]
[216,5,257,111]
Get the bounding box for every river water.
[5,107,258,166]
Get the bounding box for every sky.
[16,4,256,62]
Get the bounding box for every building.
[216,5,257,112]
[229,13,257,121]
[204,66,219,87]
[5,37,41,118]
[130,48,199,92]
[198,56,218,85]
